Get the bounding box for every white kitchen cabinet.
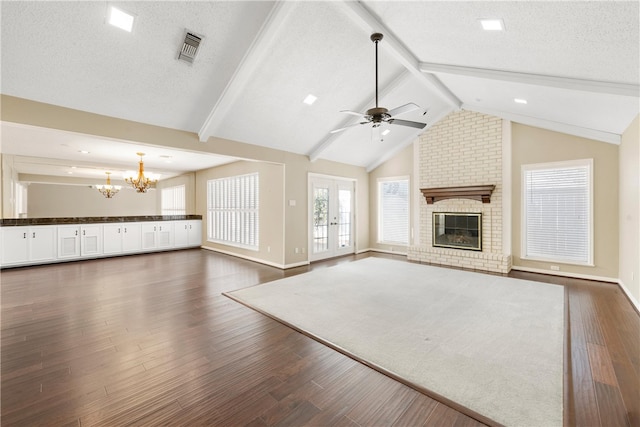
[103,224,123,254]
[1,218,201,268]
[29,226,57,263]
[103,223,141,254]
[81,225,103,257]
[122,223,141,253]
[188,220,202,246]
[174,220,201,247]
[1,227,29,265]
[57,225,81,259]
[142,222,173,250]
[1,225,56,266]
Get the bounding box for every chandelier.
[124,152,158,193]
[96,172,121,199]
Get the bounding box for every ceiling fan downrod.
[371,33,383,109]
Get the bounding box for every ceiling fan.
[331,33,427,135]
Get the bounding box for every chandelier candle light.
[96,172,122,199]
[124,152,158,193]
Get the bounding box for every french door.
[309,176,355,261]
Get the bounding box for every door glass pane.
[338,189,351,248]
[313,187,329,253]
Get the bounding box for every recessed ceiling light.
[303,94,317,105]
[108,6,135,32]
[79,150,90,154]
[514,98,528,104]
[479,18,504,31]
[381,129,391,136]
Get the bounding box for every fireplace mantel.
[420,185,495,204]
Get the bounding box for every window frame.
[377,176,410,246]
[160,184,186,216]
[521,158,594,266]
[206,173,259,251]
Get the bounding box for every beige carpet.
[225,257,564,426]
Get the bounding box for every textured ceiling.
[1,1,638,178]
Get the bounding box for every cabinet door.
[157,222,173,248]
[103,224,123,254]
[81,225,103,256]
[122,223,142,253]
[173,221,189,247]
[58,226,81,259]
[141,223,157,250]
[1,227,29,265]
[188,220,202,246]
[30,226,57,262]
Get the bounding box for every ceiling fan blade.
[388,118,427,129]
[387,102,420,118]
[340,110,367,118]
[330,122,368,134]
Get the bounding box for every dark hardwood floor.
[1,250,638,426]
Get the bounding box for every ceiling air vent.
[178,31,202,64]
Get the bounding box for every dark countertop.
[0,215,202,226]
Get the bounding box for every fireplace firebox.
[433,212,482,251]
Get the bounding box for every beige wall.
[27,183,157,217]
[512,123,619,279]
[196,160,285,266]
[368,143,414,253]
[619,114,639,305]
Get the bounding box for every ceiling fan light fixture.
[330,33,427,136]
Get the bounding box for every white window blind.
[378,178,409,245]
[522,159,592,265]
[161,185,186,215]
[207,173,259,250]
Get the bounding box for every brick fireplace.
[408,110,512,274]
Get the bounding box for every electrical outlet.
[267,246,271,253]
[550,265,560,271]
[295,248,299,254]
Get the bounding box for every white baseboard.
[201,246,289,269]
[510,265,617,283]
[510,266,640,313]
[618,279,640,313]
[367,248,408,256]
[283,260,311,269]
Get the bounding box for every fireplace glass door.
[433,212,482,251]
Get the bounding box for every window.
[207,173,259,250]
[522,159,593,265]
[378,177,409,245]
[161,185,186,215]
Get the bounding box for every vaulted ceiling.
[1,1,638,180]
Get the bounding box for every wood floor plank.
[2,250,638,427]
[391,393,439,427]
